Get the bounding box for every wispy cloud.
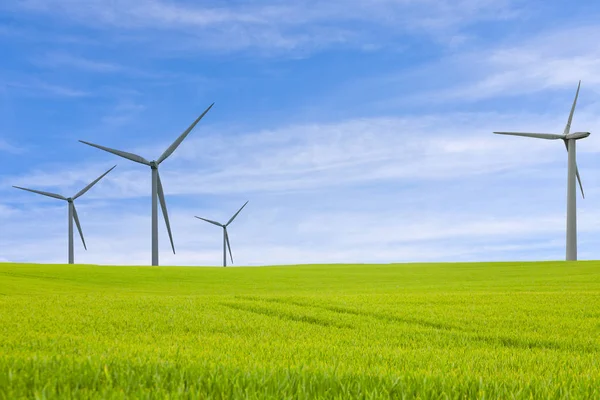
[6,0,523,54]
[5,80,89,98]
[6,106,600,200]
[29,52,171,81]
[2,192,599,265]
[404,25,600,104]
[32,52,123,73]
[0,139,23,154]
[13,0,515,28]
[100,100,146,127]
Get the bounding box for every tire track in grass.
[236,295,463,332]
[465,333,599,353]
[219,301,353,329]
[239,296,599,353]
[472,334,563,351]
[0,271,77,282]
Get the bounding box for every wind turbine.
[195,201,248,267]
[13,165,116,264]
[493,81,590,261]
[79,103,214,266]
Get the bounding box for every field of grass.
[0,261,599,399]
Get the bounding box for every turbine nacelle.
[565,132,590,140]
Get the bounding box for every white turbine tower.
[13,165,116,264]
[195,201,248,267]
[79,103,214,266]
[493,81,590,261]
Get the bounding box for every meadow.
[0,261,599,399]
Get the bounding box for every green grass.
[0,261,599,399]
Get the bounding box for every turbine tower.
[13,165,116,264]
[493,81,590,261]
[195,201,248,267]
[79,103,214,266]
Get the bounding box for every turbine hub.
[150,161,158,169]
[67,197,73,203]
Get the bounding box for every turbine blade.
[79,140,150,166]
[564,140,585,199]
[564,80,581,135]
[194,216,223,227]
[226,200,249,227]
[12,186,66,201]
[493,132,565,140]
[157,103,215,165]
[576,165,585,199]
[73,165,117,200]
[224,228,233,264]
[156,170,175,254]
[72,204,87,250]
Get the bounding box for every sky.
[2,0,600,266]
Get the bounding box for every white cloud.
[406,25,600,103]
[5,0,522,54]
[0,139,23,154]
[2,191,598,266]
[0,117,535,195]
[13,0,517,29]
[5,80,89,98]
[32,52,123,73]
[7,106,600,200]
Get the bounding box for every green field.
[0,261,599,399]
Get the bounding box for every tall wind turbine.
[195,201,248,267]
[493,81,590,261]
[79,103,214,266]
[13,165,116,264]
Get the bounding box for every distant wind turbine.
[79,103,214,266]
[195,201,248,267]
[493,81,590,261]
[13,165,116,264]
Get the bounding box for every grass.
[0,261,599,399]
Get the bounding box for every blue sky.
[2,0,600,266]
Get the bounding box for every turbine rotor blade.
[157,103,215,165]
[493,132,565,140]
[73,165,117,200]
[12,186,66,201]
[72,204,87,250]
[564,140,585,198]
[194,216,223,227]
[564,80,581,135]
[156,170,175,254]
[576,166,584,199]
[79,140,150,166]
[226,200,249,227]
[224,228,233,264]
